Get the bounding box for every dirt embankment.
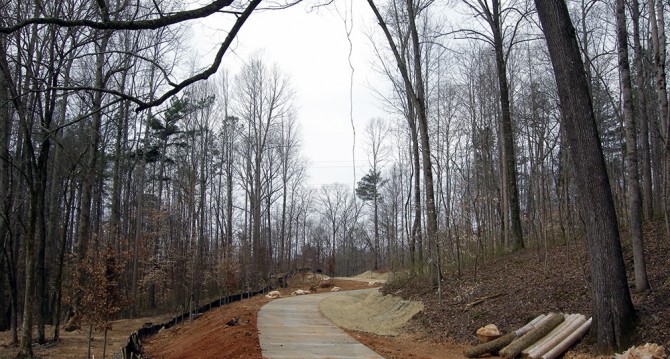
[319,284,468,359]
[319,289,423,336]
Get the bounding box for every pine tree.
[356,170,386,269]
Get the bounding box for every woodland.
[0,0,668,358]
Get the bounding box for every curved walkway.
[258,289,383,359]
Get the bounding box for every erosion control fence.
[120,286,272,359]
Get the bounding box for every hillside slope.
[383,225,670,354]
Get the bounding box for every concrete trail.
[258,289,384,359]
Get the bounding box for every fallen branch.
[465,293,505,310]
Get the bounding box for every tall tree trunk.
[409,109,422,274]
[653,0,670,240]
[1,15,49,354]
[110,54,131,240]
[53,181,74,341]
[631,0,654,220]
[490,0,524,250]
[226,137,234,257]
[649,0,670,221]
[534,0,635,351]
[19,157,38,358]
[616,0,650,291]
[36,23,62,343]
[405,0,441,291]
[0,33,13,334]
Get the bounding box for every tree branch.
[135,0,262,112]
[0,0,236,33]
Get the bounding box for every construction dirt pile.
[319,289,423,336]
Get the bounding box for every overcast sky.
[193,0,389,188]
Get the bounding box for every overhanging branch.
[0,0,236,33]
[135,0,263,112]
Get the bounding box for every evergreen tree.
[356,170,386,269]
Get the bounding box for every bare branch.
[0,0,235,33]
[135,0,262,112]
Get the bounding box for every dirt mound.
[319,289,423,336]
[142,295,267,359]
[353,270,392,281]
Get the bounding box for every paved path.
[258,289,384,359]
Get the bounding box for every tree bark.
[616,0,650,292]
[649,0,669,220]
[533,0,635,351]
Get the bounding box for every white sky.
[193,1,390,188]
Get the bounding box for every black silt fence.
[120,286,272,359]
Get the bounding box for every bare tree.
[367,0,442,292]
[357,117,390,269]
[235,54,294,281]
[0,0,264,112]
[318,183,358,274]
[458,0,530,250]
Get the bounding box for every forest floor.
[0,315,171,358]
[382,221,670,358]
[1,223,668,358]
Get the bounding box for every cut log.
[523,314,579,357]
[516,314,547,336]
[499,313,564,359]
[541,318,592,359]
[465,332,518,358]
[527,315,586,359]
[464,314,545,358]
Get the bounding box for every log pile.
[464,313,592,359]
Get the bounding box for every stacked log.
[465,313,592,359]
[464,314,546,358]
[499,313,565,359]
[541,318,591,359]
[523,314,587,359]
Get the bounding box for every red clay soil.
[346,330,468,359]
[142,277,374,359]
[142,295,268,359]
